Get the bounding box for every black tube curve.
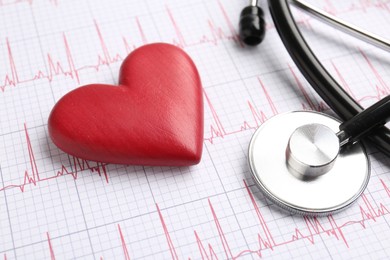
[268,0,390,156]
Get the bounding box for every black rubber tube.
[268,0,390,156]
[340,95,390,144]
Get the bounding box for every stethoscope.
[240,0,390,215]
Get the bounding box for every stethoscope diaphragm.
[248,111,370,215]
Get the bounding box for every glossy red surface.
[48,43,203,166]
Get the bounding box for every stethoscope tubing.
[268,0,390,156]
[290,0,390,52]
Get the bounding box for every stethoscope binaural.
[240,0,390,215]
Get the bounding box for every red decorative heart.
[48,43,203,166]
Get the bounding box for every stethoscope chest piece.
[248,111,370,215]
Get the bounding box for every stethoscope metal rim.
[248,111,370,215]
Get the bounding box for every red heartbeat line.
[1,1,389,259]
[0,75,387,258]
[0,0,58,7]
[1,35,389,192]
[0,78,283,192]
[203,78,278,144]
[2,0,390,92]
[118,224,131,260]
[204,60,388,144]
[46,232,56,260]
[1,0,389,12]
[155,179,390,259]
[1,65,388,192]
[2,0,387,191]
[36,224,131,260]
[0,123,109,192]
[3,179,390,260]
[334,0,390,14]
[0,3,242,91]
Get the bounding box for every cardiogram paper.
[1,0,390,259]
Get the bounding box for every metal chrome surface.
[290,0,390,52]
[250,0,258,7]
[286,123,339,178]
[248,111,370,215]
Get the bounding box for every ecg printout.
[1,0,390,259]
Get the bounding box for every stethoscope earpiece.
[239,0,266,46]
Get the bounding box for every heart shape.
[48,43,203,166]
